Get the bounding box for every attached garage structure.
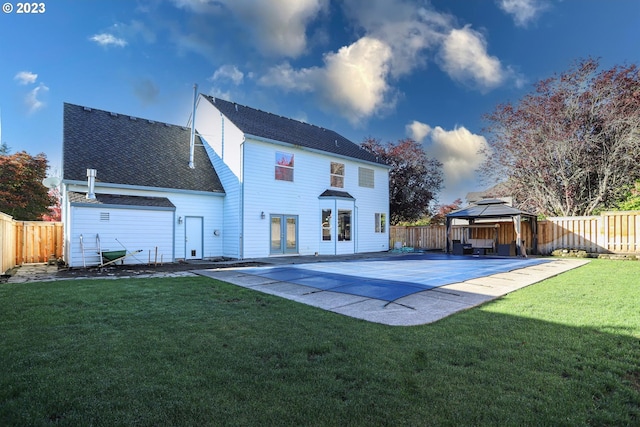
[61,103,225,267]
[66,193,176,267]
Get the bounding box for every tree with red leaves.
[42,187,62,222]
[0,149,55,220]
[481,58,640,216]
[431,198,462,225]
[362,137,443,224]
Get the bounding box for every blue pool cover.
[242,253,551,303]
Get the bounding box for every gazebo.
[445,199,538,256]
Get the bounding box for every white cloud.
[210,65,244,85]
[438,25,506,91]
[406,120,432,143]
[228,0,328,57]
[259,62,316,92]
[90,33,128,47]
[259,37,393,124]
[497,0,548,27]
[408,121,490,201]
[342,0,451,78]
[14,71,38,85]
[173,0,519,123]
[172,0,327,58]
[25,83,49,114]
[318,37,393,123]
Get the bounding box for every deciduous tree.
[42,187,62,222]
[430,198,462,225]
[0,150,54,220]
[481,58,640,216]
[615,180,640,211]
[362,137,443,224]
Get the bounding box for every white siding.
[194,95,244,179]
[63,184,224,266]
[202,144,241,258]
[194,95,390,259]
[68,205,173,267]
[241,139,389,258]
[195,95,246,258]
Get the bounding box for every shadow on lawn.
[0,278,638,426]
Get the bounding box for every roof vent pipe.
[86,169,96,199]
[189,83,198,169]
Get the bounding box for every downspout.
[333,199,337,255]
[354,205,358,253]
[239,135,245,259]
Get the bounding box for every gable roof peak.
[201,95,387,166]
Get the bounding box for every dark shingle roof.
[318,189,355,199]
[447,199,535,219]
[63,103,224,193]
[202,96,386,166]
[68,192,176,208]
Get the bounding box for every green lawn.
[1,259,639,426]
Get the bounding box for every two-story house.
[61,97,390,267]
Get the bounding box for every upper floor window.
[275,151,294,181]
[358,167,374,188]
[330,162,344,188]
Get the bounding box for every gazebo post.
[531,216,538,255]
[514,214,522,256]
[445,217,452,253]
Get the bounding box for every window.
[330,162,344,188]
[321,209,332,241]
[375,213,386,233]
[275,151,294,181]
[358,167,374,188]
[338,210,351,241]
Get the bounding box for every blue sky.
[1,0,638,204]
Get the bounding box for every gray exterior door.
[270,215,298,254]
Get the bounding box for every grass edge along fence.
[390,210,640,255]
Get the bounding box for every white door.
[185,217,203,260]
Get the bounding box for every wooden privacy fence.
[0,212,15,274]
[390,210,640,255]
[14,221,64,264]
[0,212,63,273]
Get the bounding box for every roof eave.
[62,180,226,197]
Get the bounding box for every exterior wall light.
[261,211,266,219]
[178,216,183,224]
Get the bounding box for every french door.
[270,215,298,254]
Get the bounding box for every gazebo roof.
[446,199,536,220]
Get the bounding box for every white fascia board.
[69,202,176,211]
[62,180,225,197]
